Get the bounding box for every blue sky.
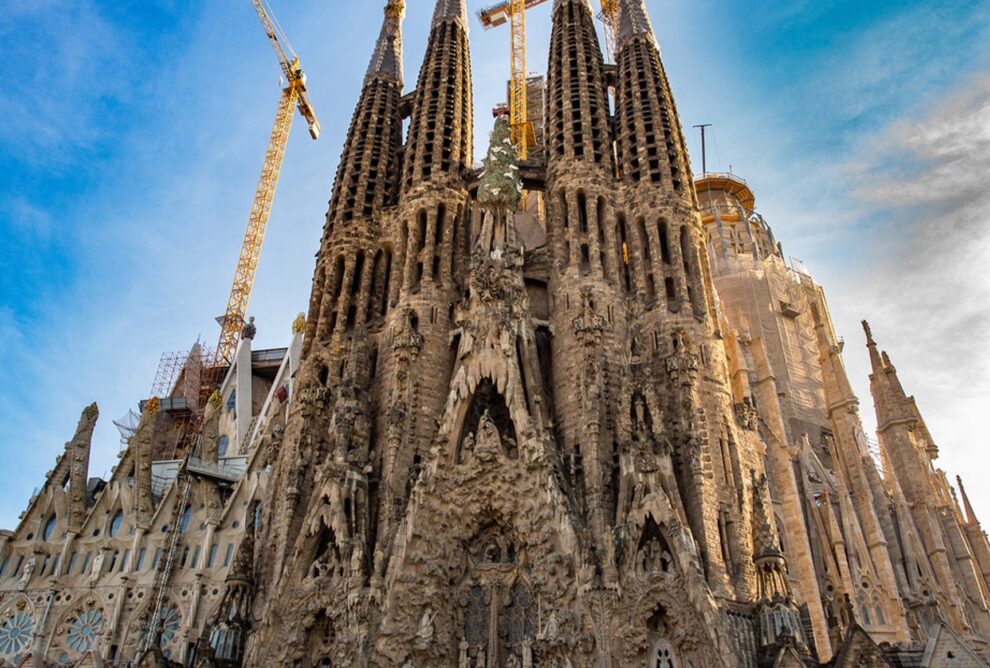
[1,0,988,530]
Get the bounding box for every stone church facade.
[2,1,990,666]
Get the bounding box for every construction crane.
[598,0,619,63]
[479,0,618,158]
[479,0,546,159]
[213,0,321,369]
[141,2,318,655]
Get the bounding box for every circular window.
[66,608,105,653]
[42,515,58,542]
[109,511,124,538]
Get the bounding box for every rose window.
[67,608,105,653]
[0,610,33,661]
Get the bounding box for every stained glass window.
[504,583,534,645]
[464,586,488,646]
[109,511,124,538]
[43,515,58,542]
[158,606,181,658]
[0,610,33,661]
[66,608,105,653]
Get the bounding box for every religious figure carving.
[540,610,561,642]
[415,608,435,649]
[88,551,105,586]
[16,554,36,590]
[734,401,758,431]
[474,410,502,460]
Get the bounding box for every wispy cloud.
[825,73,990,513]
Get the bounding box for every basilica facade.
[3,1,990,666]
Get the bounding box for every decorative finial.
[385,0,405,19]
[862,320,876,346]
[292,313,307,335]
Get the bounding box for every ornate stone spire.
[863,320,884,374]
[402,0,473,189]
[366,0,405,85]
[67,403,99,534]
[432,0,468,29]
[751,473,783,568]
[616,0,656,47]
[957,476,980,527]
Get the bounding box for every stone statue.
[17,553,36,590]
[415,608,435,648]
[458,638,470,667]
[475,410,502,458]
[540,609,561,641]
[89,550,106,586]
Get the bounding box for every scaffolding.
[150,345,216,399]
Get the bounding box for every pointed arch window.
[178,505,193,534]
[463,585,488,647]
[108,511,124,539]
[503,582,535,645]
[42,515,58,542]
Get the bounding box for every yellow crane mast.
[213,0,321,368]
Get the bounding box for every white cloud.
[825,73,990,519]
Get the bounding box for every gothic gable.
[921,623,989,667]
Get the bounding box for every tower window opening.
[638,217,652,261]
[659,220,671,264]
[577,191,588,234]
[417,210,428,249]
[350,252,365,296]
